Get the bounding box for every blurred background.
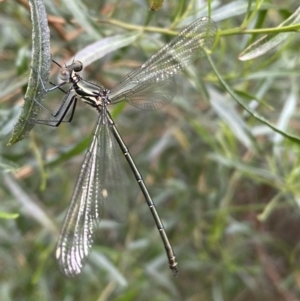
[1,0,300,300]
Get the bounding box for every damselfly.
[33,16,217,277]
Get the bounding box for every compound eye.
[59,68,70,81]
[72,60,83,72]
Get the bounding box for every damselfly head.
[59,61,83,82]
[71,60,83,72]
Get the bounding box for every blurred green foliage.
[1,0,300,300]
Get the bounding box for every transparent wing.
[98,114,129,222]
[110,77,176,110]
[109,17,217,109]
[55,112,129,277]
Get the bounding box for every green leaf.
[8,0,51,145]
[208,54,300,145]
[239,5,300,60]
[3,174,57,234]
[46,135,91,168]
[210,89,256,149]
[61,0,101,39]
[72,33,140,68]
[0,212,19,219]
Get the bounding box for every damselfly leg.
[30,63,80,127]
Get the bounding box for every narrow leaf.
[8,0,51,145]
[239,6,300,61]
[0,212,19,219]
[46,135,90,168]
[71,33,140,68]
[210,89,255,149]
[61,0,101,39]
[208,55,300,145]
[3,173,57,235]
